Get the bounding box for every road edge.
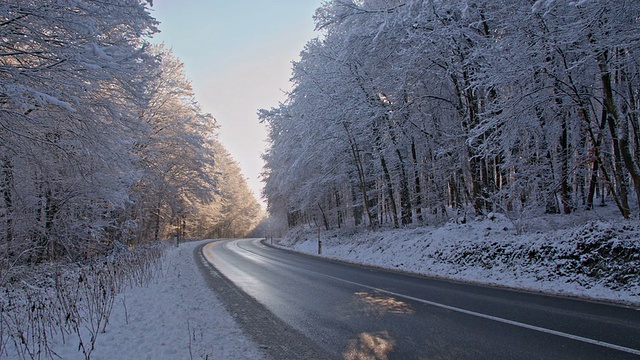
[193,241,337,360]
[262,239,640,309]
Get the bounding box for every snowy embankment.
[277,213,640,306]
[59,240,265,360]
[2,240,265,360]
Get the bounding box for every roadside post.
[318,228,322,255]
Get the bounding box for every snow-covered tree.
[131,44,218,243]
[203,140,263,238]
[261,0,640,232]
[0,0,157,262]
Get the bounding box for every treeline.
[260,0,640,230]
[0,0,261,266]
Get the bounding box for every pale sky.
[149,1,323,203]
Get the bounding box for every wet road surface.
[201,238,640,359]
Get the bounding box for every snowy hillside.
[277,211,640,306]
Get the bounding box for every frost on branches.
[1,1,263,358]
[1,0,158,264]
[0,1,262,265]
[261,0,640,231]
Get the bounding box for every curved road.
[201,238,640,359]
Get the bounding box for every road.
[201,238,640,359]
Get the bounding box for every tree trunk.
[599,51,636,217]
[351,186,363,227]
[318,203,330,231]
[396,149,412,226]
[1,157,14,258]
[462,69,488,215]
[411,139,423,223]
[334,189,343,229]
[559,114,572,214]
[621,55,640,211]
[586,107,608,210]
[343,123,376,228]
[385,119,411,226]
[579,100,629,218]
[379,153,399,228]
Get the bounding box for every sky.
[149,1,324,203]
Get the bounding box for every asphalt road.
[201,238,640,359]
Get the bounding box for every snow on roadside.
[49,239,265,360]
[277,214,640,307]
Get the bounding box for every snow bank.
[76,240,264,360]
[278,214,640,306]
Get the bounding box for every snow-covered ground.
[276,210,640,307]
[3,211,637,360]
[40,240,265,360]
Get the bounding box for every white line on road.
[210,240,640,356]
[320,273,640,356]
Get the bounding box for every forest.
[0,0,262,266]
[0,3,267,357]
[261,0,640,231]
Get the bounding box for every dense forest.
[0,0,262,266]
[261,0,640,231]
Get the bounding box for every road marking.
[211,240,640,356]
[320,274,640,356]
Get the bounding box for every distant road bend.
[200,238,640,359]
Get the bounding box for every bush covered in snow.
[0,243,166,360]
[434,221,640,289]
